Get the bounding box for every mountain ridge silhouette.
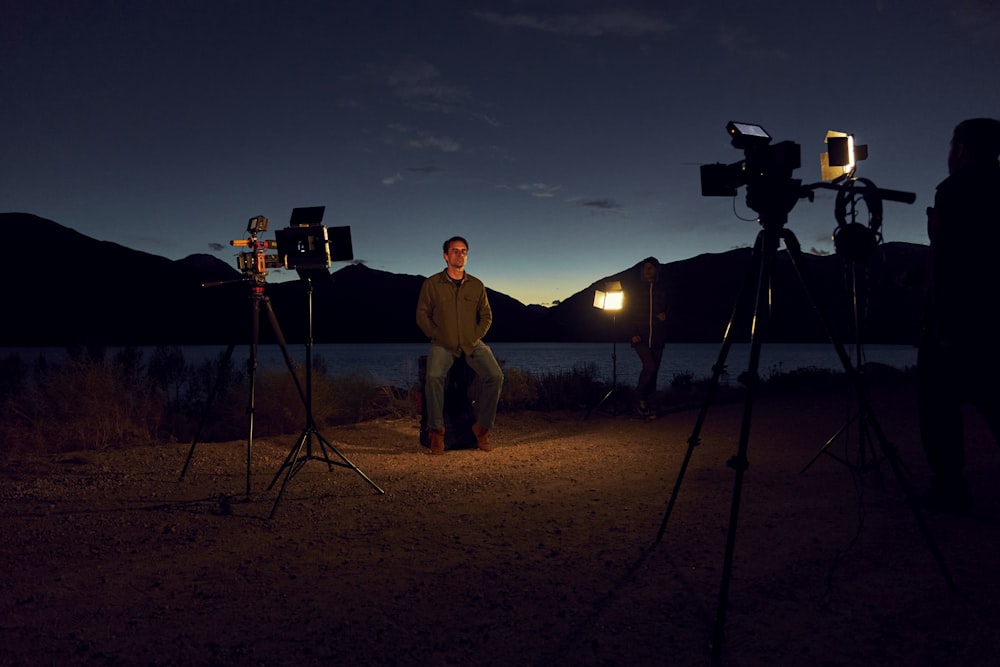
[2,212,926,347]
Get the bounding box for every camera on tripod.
[230,206,354,282]
[700,122,802,199]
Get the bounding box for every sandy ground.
[1,381,999,666]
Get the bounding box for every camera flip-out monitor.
[727,121,771,149]
[246,214,269,233]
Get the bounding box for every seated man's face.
[446,242,469,270]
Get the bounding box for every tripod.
[654,215,954,663]
[267,275,384,519]
[800,259,885,478]
[179,278,307,497]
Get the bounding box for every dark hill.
[5,213,244,345]
[1,212,927,346]
[542,243,925,345]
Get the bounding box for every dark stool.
[418,354,481,450]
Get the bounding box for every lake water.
[3,342,915,388]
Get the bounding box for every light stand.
[799,257,885,479]
[266,207,383,518]
[586,281,624,419]
[267,272,384,518]
[801,176,889,479]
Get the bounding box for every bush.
[0,350,164,456]
[529,363,605,411]
[0,345,886,459]
[670,371,695,391]
[500,367,539,410]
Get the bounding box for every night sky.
[3,1,998,305]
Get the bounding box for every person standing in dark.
[416,236,504,455]
[630,257,668,417]
[918,117,1000,512]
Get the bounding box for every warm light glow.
[604,290,624,310]
[593,281,624,311]
[821,130,868,182]
[821,130,851,181]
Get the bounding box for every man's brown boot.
[429,428,445,455]
[472,423,493,451]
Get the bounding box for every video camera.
[230,206,354,283]
[700,122,802,198]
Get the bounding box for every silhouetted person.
[630,257,667,417]
[416,236,504,454]
[918,117,1000,512]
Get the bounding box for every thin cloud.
[473,112,502,127]
[474,9,674,37]
[375,56,470,113]
[380,124,462,153]
[517,182,562,197]
[382,173,403,185]
[405,135,461,152]
[578,198,626,214]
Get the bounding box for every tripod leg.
[260,295,308,407]
[179,341,237,481]
[268,429,311,491]
[780,229,955,590]
[800,413,856,474]
[710,226,780,661]
[858,406,890,484]
[657,231,765,543]
[585,339,619,419]
[585,388,615,420]
[242,295,263,497]
[313,430,384,493]
[268,430,311,517]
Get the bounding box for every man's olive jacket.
[416,270,493,356]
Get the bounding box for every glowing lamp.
[593,281,624,311]
[588,280,625,418]
[821,130,868,181]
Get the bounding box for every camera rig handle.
[806,180,916,204]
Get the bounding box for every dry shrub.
[1,356,162,457]
[499,367,539,409]
[532,363,604,410]
[310,371,417,424]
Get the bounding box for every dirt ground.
[2,381,999,666]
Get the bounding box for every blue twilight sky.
[2,1,998,306]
